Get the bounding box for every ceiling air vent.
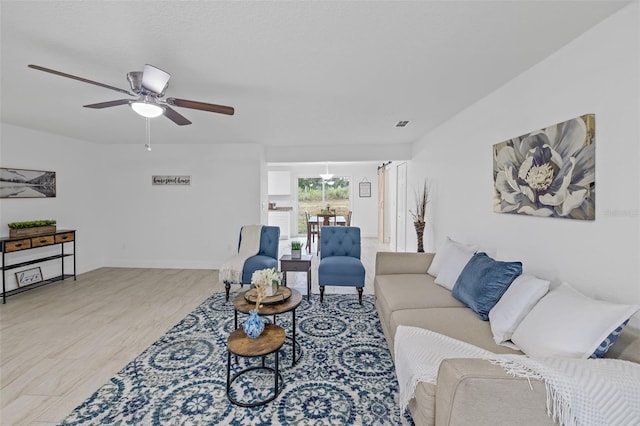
[396,120,409,127]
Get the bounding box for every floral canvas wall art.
[493,114,595,220]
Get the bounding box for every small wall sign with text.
[152,176,191,186]
[16,267,43,287]
[359,180,371,198]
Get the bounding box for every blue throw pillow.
[452,252,522,320]
[590,320,629,358]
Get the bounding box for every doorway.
[396,162,407,252]
[377,166,385,242]
[296,176,351,235]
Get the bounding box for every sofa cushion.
[511,283,640,358]
[375,274,466,311]
[318,256,365,287]
[428,236,477,277]
[376,252,435,276]
[452,253,522,320]
[433,243,476,290]
[389,307,523,355]
[375,274,466,339]
[488,274,550,345]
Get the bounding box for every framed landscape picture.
[492,114,595,220]
[0,168,56,198]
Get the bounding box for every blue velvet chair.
[224,225,280,301]
[318,226,365,304]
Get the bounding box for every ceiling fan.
[28,64,235,125]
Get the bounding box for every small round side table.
[233,288,303,365]
[226,323,286,407]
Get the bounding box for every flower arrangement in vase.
[243,268,283,339]
[251,268,282,298]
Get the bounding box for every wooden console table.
[1,229,76,303]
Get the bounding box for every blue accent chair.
[225,225,280,301]
[318,226,365,304]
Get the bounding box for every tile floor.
[0,237,390,425]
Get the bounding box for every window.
[296,176,350,234]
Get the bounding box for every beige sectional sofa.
[374,252,640,426]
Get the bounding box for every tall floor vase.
[414,221,425,253]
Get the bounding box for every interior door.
[377,167,385,242]
[396,162,407,252]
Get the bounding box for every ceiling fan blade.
[142,64,170,95]
[28,64,134,96]
[166,97,235,116]
[83,99,131,109]
[163,106,192,126]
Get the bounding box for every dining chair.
[346,211,352,226]
[317,213,337,254]
[327,213,337,226]
[305,211,319,253]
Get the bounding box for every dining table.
[309,214,347,226]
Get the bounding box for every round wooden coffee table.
[233,287,303,365]
[226,324,286,407]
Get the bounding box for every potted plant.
[8,220,57,238]
[321,204,333,214]
[291,241,302,259]
[409,180,430,252]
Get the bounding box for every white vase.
[265,283,275,297]
[291,249,302,259]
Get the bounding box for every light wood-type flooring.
[0,237,390,425]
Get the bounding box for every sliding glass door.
[296,176,350,235]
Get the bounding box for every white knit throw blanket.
[394,326,640,426]
[394,326,493,412]
[219,225,262,284]
[487,355,640,426]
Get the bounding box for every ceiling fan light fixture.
[142,64,170,95]
[131,100,164,118]
[28,64,234,126]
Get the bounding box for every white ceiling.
[0,1,629,150]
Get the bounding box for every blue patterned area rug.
[60,292,414,425]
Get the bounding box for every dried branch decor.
[410,180,430,252]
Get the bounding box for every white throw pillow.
[428,237,476,277]
[511,283,640,358]
[489,274,550,346]
[433,244,475,290]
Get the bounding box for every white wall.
[266,143,412,164]
[408,4,640,326]
[100,143,263,268]
[1,125,106,289]
[1,123,264,291]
